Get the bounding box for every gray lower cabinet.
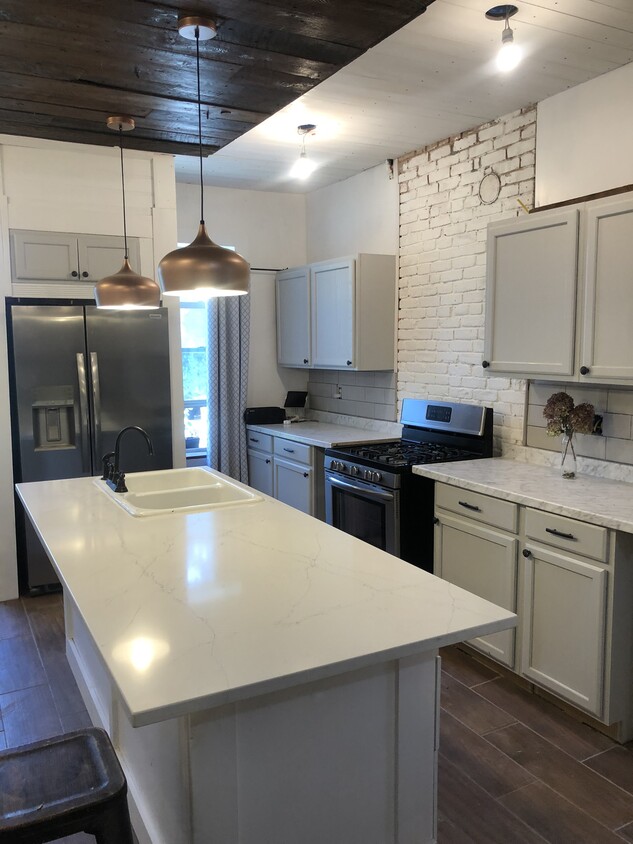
[434,482,633,740]
[246,428,319,517]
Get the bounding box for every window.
[181,301,208,453]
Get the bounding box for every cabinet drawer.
[525,508,608,562]
[435,483,517,533]
[246,431,273,452]
[274,438,312,465]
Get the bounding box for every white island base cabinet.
[64,593,440,844]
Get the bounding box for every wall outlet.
[334,384,342,399]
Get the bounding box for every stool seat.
[0,727,134,843]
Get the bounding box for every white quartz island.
[17,469,515,844]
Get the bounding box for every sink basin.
[95,468,261,516]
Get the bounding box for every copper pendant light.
[158,16,249,299]
[95,116,161,309]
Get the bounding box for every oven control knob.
[372,472,382,483]
[350,466,359,476]
[363,469,372,480]
[334,461,344,471]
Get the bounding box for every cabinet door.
[484,210,579,376]
[521,544,607,716]
[274,457,313,515]
[79,235,140,282]
[276,266,311,366]
[247,449,274,497]
[11,231,79,281]
[581,197,633,381]
[311,259,354,368]
[435,513,517,668]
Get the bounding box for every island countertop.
[17,470,515,727]
[413,458,633,533]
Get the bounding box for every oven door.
[325,470,399,556]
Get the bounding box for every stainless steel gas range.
[324,398,493,571]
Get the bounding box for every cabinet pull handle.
[522,549,532,558]
[433,517,439,525]
[82,271,89,278]
[580,366,590,375]
[71,270,78,277]
[251,437,259,443]
[545,527,575,540]
[283,447,295,453]
[459,500,481,512]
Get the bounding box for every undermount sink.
[95,467,261,516]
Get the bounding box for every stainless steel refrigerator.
[7,300,173,591]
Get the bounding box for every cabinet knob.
[265,459,271,464]
[482,360,490,368]
[580,366,590,375]
[82,271,89,278]
[303,358,309,364]
[303,472,309,478]
[346,360,352,366]
[71,270,78,277]
[522,549,531,558]
[433,517,439,525]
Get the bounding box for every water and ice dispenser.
[31,386,76,451]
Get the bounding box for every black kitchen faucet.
[101,426,154,493]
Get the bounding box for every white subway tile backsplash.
[607,390,633,415]
[602,413,632,440]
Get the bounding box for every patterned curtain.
[206,295,250,482]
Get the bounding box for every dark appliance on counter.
[7,300,173,592]
[324,398,493,571]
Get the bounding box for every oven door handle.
[327,475,395,501]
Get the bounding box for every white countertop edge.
[246,421,398,448]
[127,612,517,727]
[413,459,633,534]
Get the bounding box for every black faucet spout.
[113,426,154,474]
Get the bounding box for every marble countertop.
[413,458,633,533]
[17,469,514,727]
[246,421,397,448]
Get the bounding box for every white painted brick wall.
[397,106,536,452]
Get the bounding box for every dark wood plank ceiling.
[0,0,434,157]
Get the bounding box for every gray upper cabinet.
[484,193,633,385]
[276,253,395,371]
[484,209,579,377]
[11,230,140,285]
[580,196,633,382]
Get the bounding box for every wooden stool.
[0,727,134,843]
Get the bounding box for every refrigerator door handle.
[76,353,91,474]
[90,351,102,462]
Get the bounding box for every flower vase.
[560,434,577,479]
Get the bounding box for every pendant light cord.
[118,125,129,261]
[196,26,205,225]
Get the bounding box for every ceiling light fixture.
[158,15,249,299]
[486,5,522,73]
[290,124,317,180]
[94,116,161,309]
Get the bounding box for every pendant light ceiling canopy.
[158,15,249,300]
[95,116,161,309]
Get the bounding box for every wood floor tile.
[60,709,93,734]
[440,710,534,798]
[438,754,547,843]
[585,746,633,796]
[0,599,31,640]
[25,601,66,659]
[440,646,500,688]
[0,685,63,746]
[0,634,46,693]
[486,723,633,830]
[617,821,633,841]
[46,652,89,720]
[476,675,614,760]
[441,672,516,736]
[499,779,624,843]
[437,817,478,843]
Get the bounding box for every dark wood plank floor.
[1,594,633,842]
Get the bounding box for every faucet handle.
[114,472,128,494]
[101,452,115,480]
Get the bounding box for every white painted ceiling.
[174,0,633,193]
